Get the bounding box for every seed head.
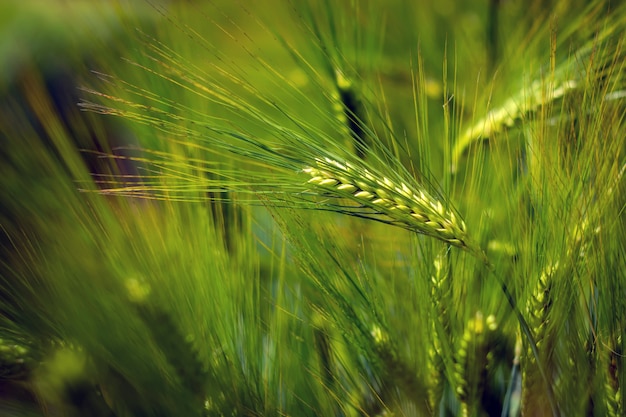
[304,157,482,254]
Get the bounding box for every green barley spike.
[427,248,452,412]
[0,336,39,382]
[133,305,208,399]
[430,249,452,334]
[521,264,556,416]
[125,278,209,410]
[332,69,368,160]
[526,264,556,349]
[370,325,430,415]
[605,336,622,417]
[453,312,497,417]
[427,343,444,415]
[304,157,483,258]
[312,315,335,388]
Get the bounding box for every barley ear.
[304,157,485,260]
[370,326,430,415]
[605,335,622,417]
[331,69,368,160]
[0,337,35,380]
[126,279,209,405]
[451,79,578,173]
[427,248,452,411]
[453,312,498,417]
[521,263,557,416]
